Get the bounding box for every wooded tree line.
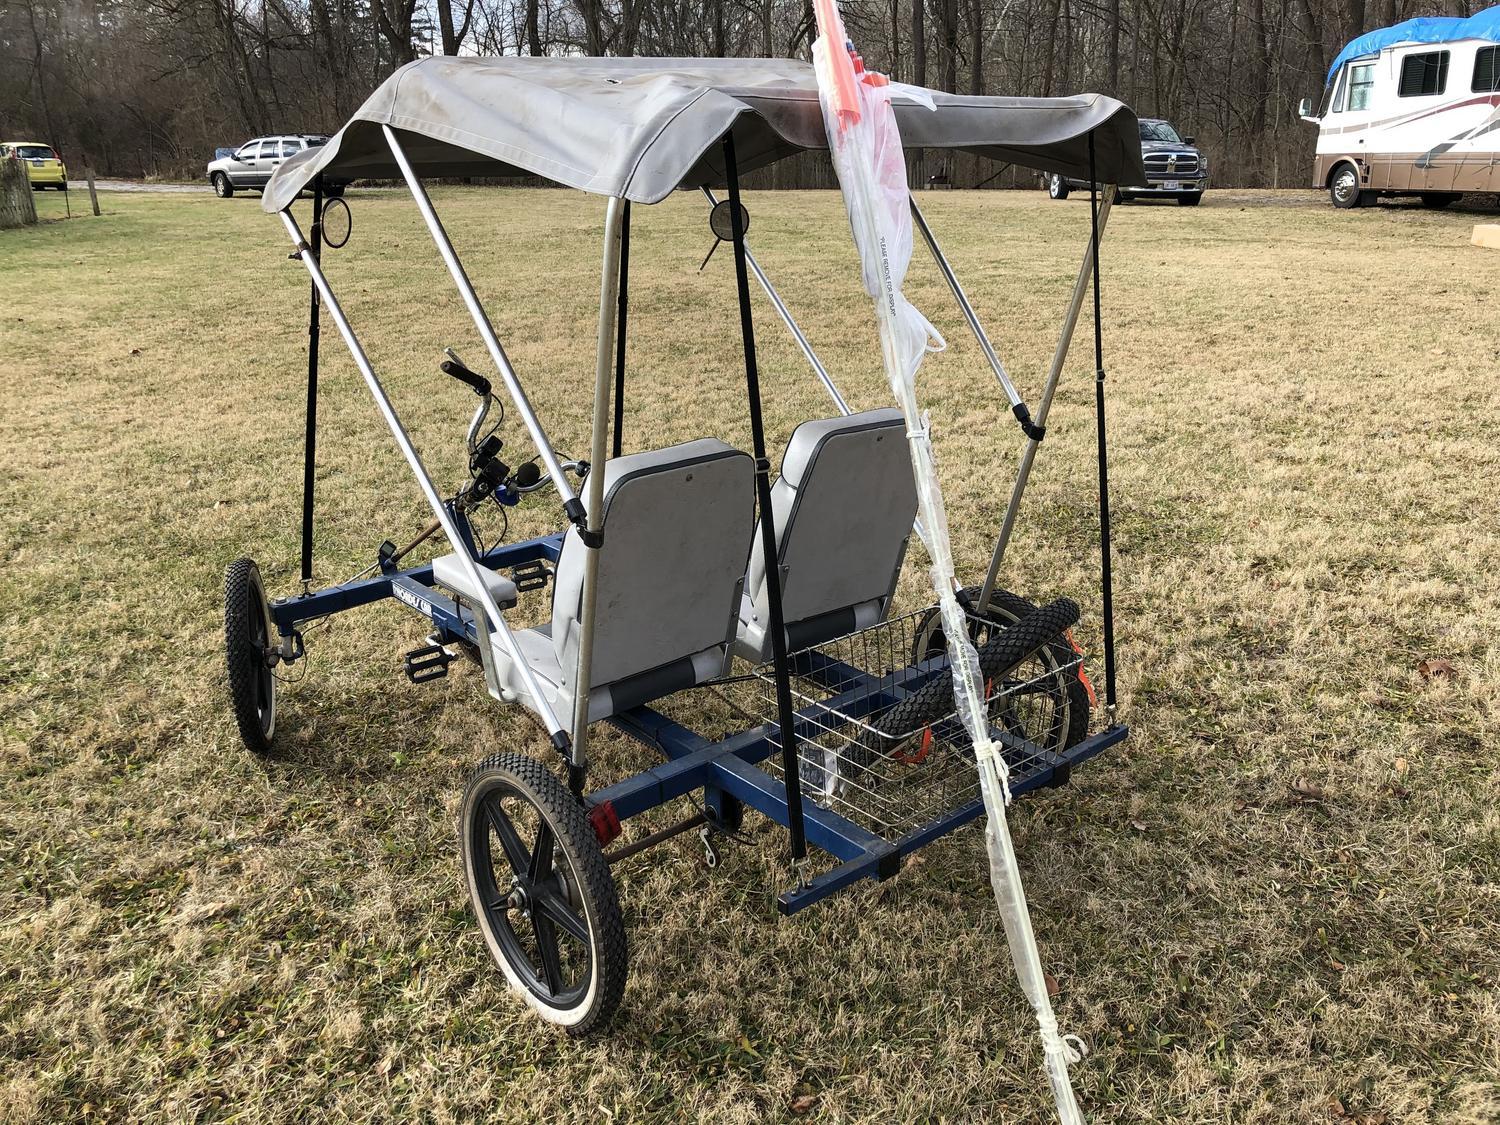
[1,0,1492,184]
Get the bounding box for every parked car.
[208,135,343,198]
[1047,117,1208,205]
[1298,10,1500,209]
[1,142,67,190]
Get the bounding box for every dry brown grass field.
[1,185,1498,1123]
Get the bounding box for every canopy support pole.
[908,196,1033,431]
[611,201,631,459]
[569,196,626,791]
[299,175,324,592]
[977,184,1113,614]
[723,134,809,871]
[701,186,851,417]
[1088,135,1119,713]
[278,209,572,750]
[382,126,590,540]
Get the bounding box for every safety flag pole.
[808,2,1088,1118]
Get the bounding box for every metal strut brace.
[722,135,809,868]
[381,126,590,544]
[299,175,324,591]
[277,210,572,747]
[1088,132,1119,711]
[908,196,1038,436]
[977,181,1114,613]
[700,186,851,417]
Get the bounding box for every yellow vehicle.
[1,142,67,189]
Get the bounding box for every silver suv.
[208,135,342,198]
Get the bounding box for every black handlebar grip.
[512,462,542,489]
[440,359,491,397]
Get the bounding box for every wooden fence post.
[85,167,101,216]
[1,157,38,229]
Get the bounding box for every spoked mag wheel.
[460,753,626,1035]
[224,558,276,754]
[905,588,1092,755]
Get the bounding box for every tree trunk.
[1,157,39,229]
[968,0,983,94]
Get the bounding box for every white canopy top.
[264,56,1145,212]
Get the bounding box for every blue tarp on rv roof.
[1328,4,1500,82]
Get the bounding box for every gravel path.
[93,179,209,193]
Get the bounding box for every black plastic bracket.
[1013,402,1046,442]
[563,497,603,549]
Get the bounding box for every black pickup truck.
[1047,117,1209,206]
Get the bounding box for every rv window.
[1347,63,1375,110]
[1475,46,1500,93]
[1331,65,1350,113]
[1398,50,1449,97]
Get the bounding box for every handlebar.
[441,358,491,397]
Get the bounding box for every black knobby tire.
[459,753,627,1035]
[860,597,1082,766]
[224,558,276,754]
[212,172,235,199]
[912,588,1091,752]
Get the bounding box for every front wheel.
[1048,174,1070,200]
[1178,193,1203,207]
[322,182,346,198]
[224,558,276,753]
[1330,164,1369,209]
[212,172,234,198]
[460,753,627,1035]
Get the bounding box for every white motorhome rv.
[1299,6,1500,208]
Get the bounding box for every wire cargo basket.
[753,602,1087,842]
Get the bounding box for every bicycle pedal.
[510,560,551,593]
[404,643,452,684]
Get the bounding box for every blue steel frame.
[270,524,1127,915]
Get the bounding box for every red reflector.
[587,801,621,847]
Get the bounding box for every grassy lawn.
[1,185,1497,1123]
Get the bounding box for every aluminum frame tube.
[701,187,851,417]
[569,196,626,771]
[278,209,569,742]
[909,196,1022,411]
[382,126,575,503]
[978,187,1114,612]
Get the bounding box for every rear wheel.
[212,172,235,198]
[1419,192,1457,210]
[910,589,1091,753]
[1330,164,1369,209]
[224,558,276,754]
[1048,174,1070,200]
[459,753,627,1035]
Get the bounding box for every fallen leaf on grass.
[1129,819,1147,833]
[1290,778,1325,803]
[1416,658,1455,682]
[1045,972,1060,998]
[790,1094,818,1115]
[1393,757,1407,774]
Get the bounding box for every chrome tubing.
[569,197,626,769]
[909,196,1022,411]
[701,187,851,417]
[278,209,569,740]
[978,187,1114,611]
[383,126,574,503]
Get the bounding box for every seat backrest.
[552,438,755,689]
[745,408,916,651]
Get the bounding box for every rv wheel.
[1419,192,1457,210]
[1048,174,1070,200]
[1330,164,1369,209]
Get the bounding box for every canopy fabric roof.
[1327,4,1500,81]
[263,56,1145,211]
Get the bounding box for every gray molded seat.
[736,408,917,662]
[434,438,755,722]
